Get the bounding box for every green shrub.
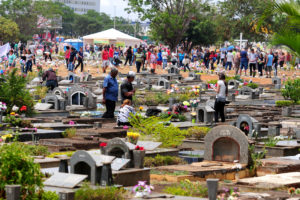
[62,128,76,138]
[41,190,59,200]
[129,114,185,147]
[281,78,300,102]
[275,100,293,107]
[33,86,48,100]
[0,142,43,199]
[75,183,127,200]
[160,112,186,122]
[144,155,185,167]
[264,137,280,147]
[3,115,33,128]
[163,180,207,197]
[0,69,35,116]
[20,143,49,156]
[247,82,258,89]
[185,127,211,140]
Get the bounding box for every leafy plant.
[163,179,207,197]
[275,100,294,107]
[40,190,59,200]
[184,126,211,140]
[19,143,49,157]
[48,151,75,158]
[144,155,185,167]
[0,69,35,115]
[62,128,76,138]
[247,82,258,89]
[33,86,48,100]
[160,112,186,122]
[129,113,185,147]
[0,142,44,199]
[75,183,127,200]
[281,79,300,103]
[249,145,267,174]
[264,137,280,147]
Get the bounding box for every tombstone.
[204,125,249,164]
[272,77,281,85]
[258,87,264,94]
[70,150,115,185]
[188,72,201,81]
[268,126,280,137]
[83,72,92,82]
[68,72,80,83]
[44,172,87,188]
[5,185,21,200]
[52,87,66,98]
[68,85,96,108]
[207,179,219,200]
[168,65,180,74]
[236,114,260,137]
[239,86,259,99]
[157,78,170,89]
[104,138,132,160]
[282,107,292,117]
[228,79,239,89]
[196,105,215,124]
[275,84,281,89]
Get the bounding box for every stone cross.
[234,33,248,49]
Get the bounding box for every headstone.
[239,86,259,99]
[204,125,249,164]
[136,141,162,151]
[268,126,280,137]
[282,107,292,117]
[272,77,281,85]
[236,114,260,137]
[196,105,215,124]
[228,79,239,89]
[188,72,201,81]
[68,85,96,108]
[53,87,66,98]
[104,138,131,160]
[34,103,52,111]
[59,191,75,200]
[111,158,130,171]
[168,65,180,74]
[45,94,60,110]
[44,173,87,188]
[206,179,219,200]
[58,158,69,173]
[5,185,21,200]
[157,78,170,89]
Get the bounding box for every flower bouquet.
[132,181,154,198]
[127,132,140,144]
[99,142,107,154]
[0,102,7,123]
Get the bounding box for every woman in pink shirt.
[279,52,285,68]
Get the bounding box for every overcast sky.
[100,0,139,21]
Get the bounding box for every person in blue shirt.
[266,50,274,78]
[239,48,248,76]
[102,68,119,118]
[178,51,185,67]
[75,47,84,72]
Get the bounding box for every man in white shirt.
[225,50,234,70]
[249,49,258,77]
[162,49,168,69]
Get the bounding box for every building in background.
[55,0,100,15]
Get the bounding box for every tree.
[259,0,300,56]
[0,17,20,42]
[127,0,202,50]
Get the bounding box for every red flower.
[235,91,239,95]
[174,112,179,115]
[100,142,107,147]
[167,112,171,115]
[244,82,248,86]
[135,145,140,150]
[139,147,144,151]
[20,106,27,112]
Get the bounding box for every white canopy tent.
[83,28,141,47]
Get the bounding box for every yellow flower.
[127,132,140,139]
[1,134,13,141]
[139,106,144,111]
[10,112,15,116]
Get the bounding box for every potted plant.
[132,181,154,198]
[133,145,145,168]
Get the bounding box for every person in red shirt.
[102,46,110,73]
[108,44,114,65]
[209,51,217,70]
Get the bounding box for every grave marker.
[44,173,87,188]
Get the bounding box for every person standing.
[162,49,168,69]
[150,50,157,73]
[266,50,274,78]
[65,46,70,69]
[7,50,16,70]
[214,73,228,123]
[249,49,258,77]
[178,50,185,68]
[108,44,114,65]
[20,50,27,73]
[225,50,233,71]
[42,68,58,91]
[102,68,119,118]
[124,46,133,66]
[257,53,265,77]
[68,47,77,72]
[182,55,191,72]
[101,46,109,73]
[204,49,210,70]
[273,52,279,77]
[25,49,34,74]
[120,71,135,103]
[220,51,226,67]
[233,50,240,75]
[75,47,84,72]
[157,49,162,68]
[279,52,285,69]
[240,48,249,76]
[134,48,143,73]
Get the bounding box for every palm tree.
[259,0,300,56]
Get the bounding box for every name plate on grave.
[220,130,231,137]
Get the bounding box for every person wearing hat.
[120,71,136,103]
[42,68,58,91]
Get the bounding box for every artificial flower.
[100,142,107,147]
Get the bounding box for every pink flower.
[69,121,75,125]
[34,128,37,132]
[123,125,129,129]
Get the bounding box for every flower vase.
[134,191,144,198]
[100,147,105,154]
[133,150,145,168]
